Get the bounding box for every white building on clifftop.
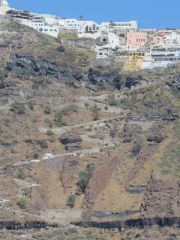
[100,20,138,31]
[0,0,10,15]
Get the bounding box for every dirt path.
[81,154,118,222]
[40,115,125,136]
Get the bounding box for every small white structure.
[31,16,59,38]
[6,10,60,38]
[59,18,81,31]
[80,20,99,33]
[95,31,120,58]
[59,19,100,34]
[39,14,60,25]
[6,9,32,25]
[151,30,180,49]
[78,31,101,39]
[0,0,10,15]
[100,31,120,49]
[161,31,180,49]
[100,20,138,31]
[95,45,113,59]
[43,153,54,160]
[30,159,41,163]
[142,50,180,69]
[0,197,9,204]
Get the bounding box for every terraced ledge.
[74,217,180,230]
[0,221,57,231]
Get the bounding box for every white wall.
[58,19,100,34]
[78,32,100,39]
[40,14,60,25]
[16,16,59,38]
[107,32,120,49]
[100,20,138,31]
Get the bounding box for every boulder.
[59,133,82,145]
[147,134,164,143]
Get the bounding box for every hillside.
[0,17,180,240]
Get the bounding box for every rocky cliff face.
[0,220,57,230]
[141,177,180,218]
[0,17,180,240]
[6,53,83,84]
[87,68,142,90]
[75,217,180,230]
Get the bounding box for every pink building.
[127,32,148,50]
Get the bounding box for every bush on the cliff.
[91,104,100,121]
[54,111,64,127]
[67,194,76,208]
[77,163,95,194]
[0,69,5,81]
[57,45,65,52]
[10,102,25,115]
[107,94,119,106]
[132,136,144,155]
[17,198,27,209]
[44,105,51,114]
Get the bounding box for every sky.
[9,0,180,29]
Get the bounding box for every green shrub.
[44,119,53,128]
[110,125,118,138]
[0,69,5,81]
[46,130,54,136]
[54,111,64,127]
[159,125,180,177]
[85,102,89,108]
[10,102,25,115]
[107,94,119,106]
[32,78,44,90]
[17,198,26,209]
[132,136,144,155]
[37,139,48,149]
[33,153,39,159]
[16,168,26,179]
[28,101,34,110]
[83,230,93,239]
[0,81,5,89]
[54,105,77,127]
[67,194,76,208]
[91,104,100,121]
[32,77,50,89]
[57,45,65,52]
[77,163,95,194]
[44,105,51,114]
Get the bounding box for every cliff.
[0,16,180,240]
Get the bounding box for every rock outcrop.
[59,133,82,151]
[75,217,180,230]
[120,123,142,143]
[81,157,117,222]
[6,53,83,84]
[141,177,180,218]
[0,220,57,230]
[87,68,142,90]
[60,157,79,191]
[146,134,164,143]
